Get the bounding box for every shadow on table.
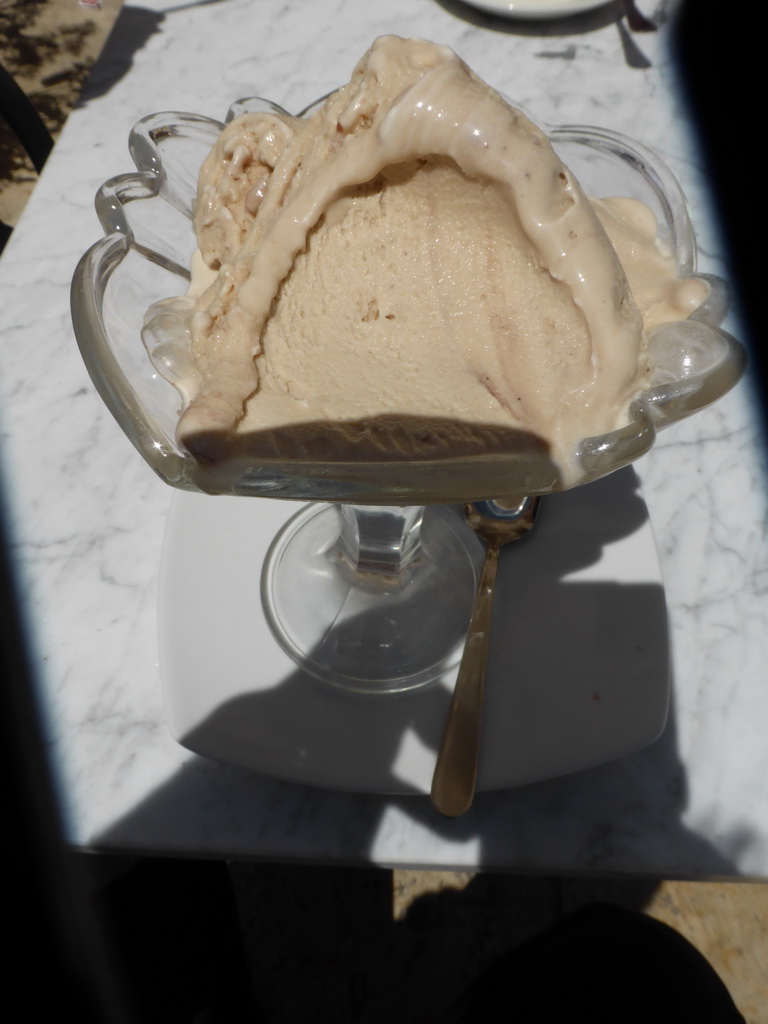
[93,697,751,879]
[90,703,752,1021]
[93,465,756,877]
[91,465,755,1019]
[94,465,755,864]
[77,0,230,107]
[90,684,754,1019]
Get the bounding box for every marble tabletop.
[1,0,766,877]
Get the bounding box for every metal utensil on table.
[621,0,657,32]
[430,496,541,817]
[617,0,656,69]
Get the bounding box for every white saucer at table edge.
[158,467,669,796]
[461,0,613,19]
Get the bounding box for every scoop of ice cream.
[592,196,707,330]
[145,35,708,492]
[194,111,302,270]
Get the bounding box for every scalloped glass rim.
[70,99,746,503]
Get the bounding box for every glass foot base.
[261,503,481,694]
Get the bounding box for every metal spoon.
[431,496,541,817]
[621,0,657,32]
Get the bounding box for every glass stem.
[338,505,425,581]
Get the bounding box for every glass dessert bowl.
[71,98,745,693]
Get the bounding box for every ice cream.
[144,36,708,496]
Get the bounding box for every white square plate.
[158,466,668,794]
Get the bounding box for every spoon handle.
[431,540,500,817]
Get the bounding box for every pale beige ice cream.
[147,36,708,493]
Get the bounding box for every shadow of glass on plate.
[92,463,755,876]
[88,457,754,1017]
